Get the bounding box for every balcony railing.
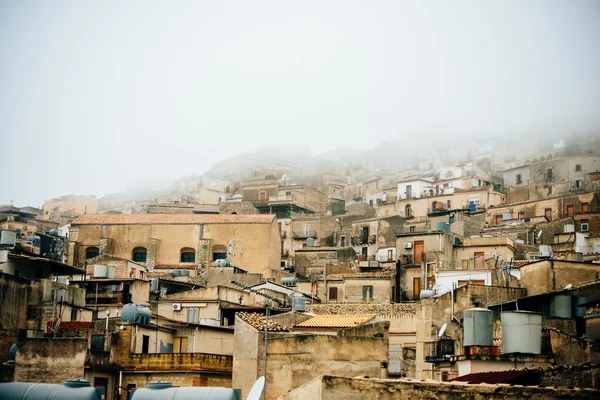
[399,254,415,265]
[293,230,317,239]
[424,339,454,362]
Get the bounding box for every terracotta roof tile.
[72,214,275,225]
[326,272,395,281]
[295,314,375,328]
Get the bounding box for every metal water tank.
[549,294,572,318]
[121,304,152,325]
[501,311,542,354]
[8,343,16,364]
[420,290,435,299]
[435,222,450,233]
[281,277,297,287]
[106,266,116,279]
[93,264,108,278]
[130,381,241,400]
[0,230,17,247]
[463,308,493,346]
[0,379,102,400]
[291,293,306,312]
[306,238,315,247]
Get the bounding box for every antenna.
[564,283,572,289]
[537,230,543,239]
[438,323,447,338]
[246,376,265,400]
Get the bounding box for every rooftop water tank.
[549,294,572,318]
[501,311,542,354]
[130,381,241,400]
[8,343,16,364]
[420,289,435,299]
[306,238,315,247]
[463,308,493,347]
[0,379,102,400]
[539,245,552,258]
[291,293,306,312]
[121,304,152,325]
[93,264,108,278]
[281,277,297,287]
[0,230,17,247]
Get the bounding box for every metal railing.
[424,339,454,362]
[293,230,317,239]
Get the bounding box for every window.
[405,204,412,218]
[328,287,338,301]
[302,224,310,237]
[410,226,416,233]
[581,220,589,232]
[567,205,574,217]
[180,248,195,263]
[576,180,582,188]
[447,200,451,208]
[362,285,374,301]
[545,208,552,221]
[518,212,525,220]
[516,174,522,184]
[187,308,199,323]
[369,199,373,206]
[548,186,552,195]
[547,168,553,180]
[142,335,150,354]
[575,164,581,172]
[86,247,99,259]
[91,335,104,352]
[132,247,147,262]
[173,337,188,353]
[340,236,346,247]
[582,203,589,213]
[406,185,412,198]
[212,244,227,261]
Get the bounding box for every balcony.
[399,254,414,265]
[424,339,454,362]
[85,291,125,305]
[378,255,395,263]
[293,230,317,239]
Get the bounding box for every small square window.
[581,220,589,232]
[409,226,416,233]
[582,203,589,213]
[575,164,581,172]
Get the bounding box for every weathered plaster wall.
[14,337,87,383]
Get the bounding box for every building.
[42,195,97,224]
[67,214,281,281]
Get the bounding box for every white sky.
[1,0,600,206]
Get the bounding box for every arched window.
[86,246,99,259]
[212,244,228,261]
[132,247,147,262]
[180,247,196,263]
[405,204,412,218]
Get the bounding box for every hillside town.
[0,132,599,398]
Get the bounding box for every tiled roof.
[72,214,275,225]
[295,314,375,328]
[450,369,540,385]
[237,312,289,331]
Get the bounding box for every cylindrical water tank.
[463,308,493,346]
[0,379,101,400]
[420,290,435,299]
[106,266,116,279]
[121,304,152,325]
[549,294,572,318]
[130,381,241,400]
[501,311,542,354]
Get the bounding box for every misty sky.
[1,0,600,206]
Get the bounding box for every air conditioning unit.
[172,304,182,311]
[284,220,291,225]
[404,242,412,249]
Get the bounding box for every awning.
[181,303,208,308]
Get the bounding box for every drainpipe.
[451,282,459,324]
[119,371,122,397]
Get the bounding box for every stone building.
[67,214,281,281]
[42,195,97,224]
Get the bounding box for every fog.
[1,0,600,206]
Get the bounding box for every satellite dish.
[564,284,572,289]
[438,323,447,338]
[246,376,265,400]
[537,230,543,239]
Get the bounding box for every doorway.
[413,277,421,299]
